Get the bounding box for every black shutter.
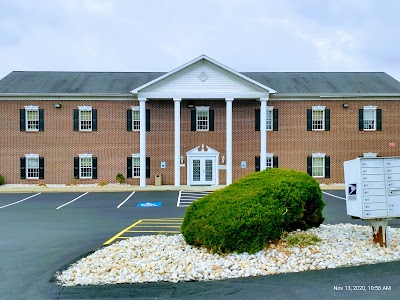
[39,109,44,131]
[307,109,312,131]
[307,156,312,176]
[39,157,44,179]
[191,110,196,131]
[273,156,279,168]
[92,157,98,179]
[74,157,79,179]
[359,109,364,131]
[377,109,382,131]
[146,109,150,132]
[255,109,260,131]
[92,109,97,131]
[73,109,79,131]
[209,110,214,131]
[255,156,260,172]
[325,109,330,131]
[127,157,133,178]
[325,156,331,178]
[127,110,132,131]
[273,109,279,131]
[146,157,150,179]
[20,157,26,179]
[20,109,26,131]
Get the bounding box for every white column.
[226,98,233,185]
[260,97,268,171]
[139,98,147,187]
[174,98,181,187]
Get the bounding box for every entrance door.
[190,157,215,185]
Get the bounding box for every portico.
[131,55,275,187]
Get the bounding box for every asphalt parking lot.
[0,190,399,300]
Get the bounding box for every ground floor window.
[74,155,97,179]
[308,153,330,178]
[132,155,140,177]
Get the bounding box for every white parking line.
[0,193,41,209]
[117,191,136,208]
[322,191,346,200]
[56,192,89,209]
[177,190,182,207]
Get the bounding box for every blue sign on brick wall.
[137,202,162,207]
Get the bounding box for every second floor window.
[74,106,97,132]
[26,110,39,131]
[363,107,376,130]
[196,108,209,131]
[312,110,324,130]
[20,106,44,132]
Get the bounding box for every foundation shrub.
[181,169,325,254]
[0,175,4,185]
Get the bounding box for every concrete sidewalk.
[0,183,345,193]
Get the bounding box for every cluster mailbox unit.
[344,157,400,246]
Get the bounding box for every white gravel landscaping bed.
[55,223,400,286]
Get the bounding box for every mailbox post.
[344,157,400,247]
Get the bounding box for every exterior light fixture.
[222,155,225,164]
[54,103,62,108]
[342,103,349,108]
[180,155,184,164]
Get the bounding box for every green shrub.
[116,173,125,184]
[181,169,325,254]
[0,175,4,185]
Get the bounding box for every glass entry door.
[191,157,215,185]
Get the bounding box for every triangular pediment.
[186,144,220,156]
[131,55,275,99]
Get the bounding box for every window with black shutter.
[127,157,133,178]
[146,157,150,178]
[255,156,260,172]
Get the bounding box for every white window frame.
[131,106,140,131]
[266,153,275,169]
[25,153,39,179]
[131,153,140,178]
[79,153,93,179]
[266,106,273,131]
[196,106,209,131]
[312,106,325,131]
[363,106,377,131]
[25,106,39,132]
[78,106,93,132]
[312,153,326,178]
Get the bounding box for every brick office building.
[1,55,400,186]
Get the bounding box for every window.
[74,154,97,179]
[127,156,151,179]
[363,106,377,131]
[255,154,278,171]
[74,106,97,131]
[196,107,209,131]
[26,155,39,179]
[307,153,330,178]
[26,109,39,131]
[266,107,273,131]
[20,154,44,179]
[307,106,330,131]
[132,155,140,177]
[191,107,214,131]
[20,106,44,132]
[80,109,92,131]
[132,109,140,131]
[312,157,325,177]
[255,108,278,131]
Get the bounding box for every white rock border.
[55,223,400,286]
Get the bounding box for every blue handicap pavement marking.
[137,202,163,207]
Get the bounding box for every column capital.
[259,97,269,102]
[173,98,182,102]
[138,98,147,102]
[225,98,234,102]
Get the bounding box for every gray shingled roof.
[1,71,400,95]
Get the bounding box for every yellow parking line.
[103,219,143,245]
[135,225,181,228]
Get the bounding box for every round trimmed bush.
[181,169,325,254]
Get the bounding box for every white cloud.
[0,0,400,81]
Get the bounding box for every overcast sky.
[1,0,400,81]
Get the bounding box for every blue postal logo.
[137,202,162,207]
[348,184,357,200]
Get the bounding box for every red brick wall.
[0,98,399,185]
